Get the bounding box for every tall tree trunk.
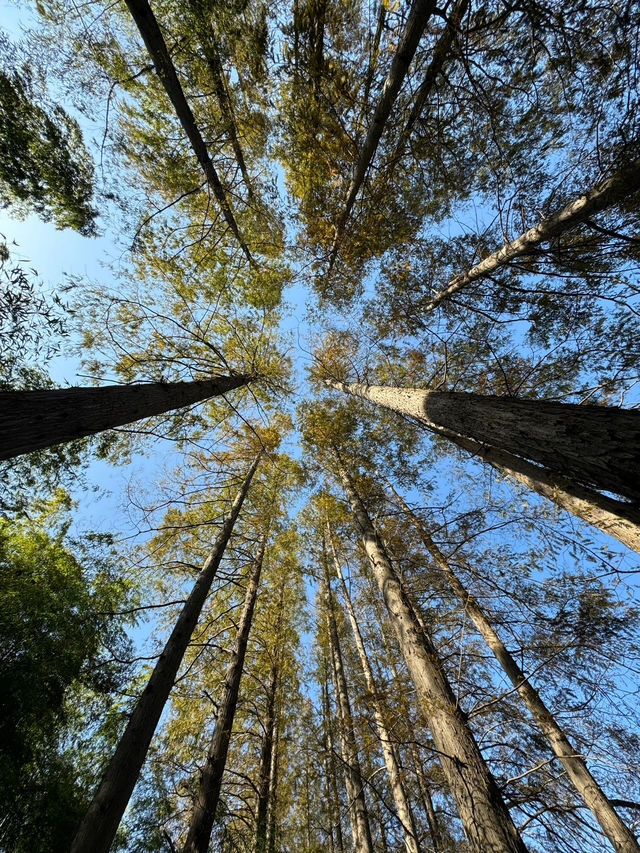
[185,0,256,198]
[123,0,255,265]
[325,574,375,853]
[71,453,262,853]
[327,526,422,853]
[328,0,437,268]
[265,712,280,853]
[182,534,267,853]
[387,481,640,853]
[422,157,640,313]
[0,374,250,460]
[370,597,448,853]
[326,380,640,503]
[255,662,279,852]
[334,450,528,853]
[322,660,346,853]
[444,433,640,553]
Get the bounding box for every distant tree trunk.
[255,662,279,852]
[123,0,255,265]
[327,526,421,853]
[422,157,640,313]
[327,380,640,503]
[370,597,448,853]
[0,374,251,460]
[328,0,437,268]
[334,450,528,853]
[325,573,375,853]
[183,534,267,853]
[322,660,346,853]
[70,453,262,853]
[265,713,280,853]
[444,433,640,553]
[387,481,640,853]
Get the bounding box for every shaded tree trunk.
[255,663,279,851]
[422,157,640,313]
[0,374,250,460]
[123,0,255,265]
[183,534,267,853]
[70,453,262,853]
[388,480,640,853]
[327,380,640,502]
[324,569,375,853]
[334,450,528,853]
[328,0,437,268]
[327,526,422,853]
[265,712,280,853]
[322,659,346,853]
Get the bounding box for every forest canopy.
[1,0,640,852]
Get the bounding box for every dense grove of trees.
[1,0,640,851]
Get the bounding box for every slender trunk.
[325,574,375,853]
[327,527,421,853]
[446,433,640,553]
[70,454,262,853]
[322,660,346,853]
[389,482,640,853]
[255,661,278,853]
[327,380,640,503]
[328,0,437,267]
[334,451,528,853]
[369,596,447,853]
[0,374,250,460]
[265,713,280,853]
[182,534,267,853]
[389,0,469,170]
[423,157,640,313]
[185,0,255,198]
[123,0,255,265]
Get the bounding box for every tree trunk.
[389,481,640,853]
[325,574,375,853]
[327,526,422,853]
[182,533,267,853]
[423,157,640,313]
[265,712,280,853]
[328,0,437,267]
[255,660,279,853]
[327,380,640,503]
[334,450,528,853]
[445,433,640,554]
[0,374,251,460]
[322,661,346,853]
[123,0,255,265]
[70,453,262,853]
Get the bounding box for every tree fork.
[70,453,262,853]
[0,374,251,460]
[326,380,640,503]
[183,533,268,853]
[386,478,640,853]
[334,449,529,853]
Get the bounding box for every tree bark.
[255,663,279,852]
[334,450,528,853]
[327,526,422,853]
[123,0,255,265]
[388,480,640,853]
[326,380,640,503]
[0,374,251,460]
[328,0,437,268]
[265,711,280,853]
[70,453,262,853]
[325,571,375,853]
[322,659,346,853]
[182,533,267,853]
[422,157,640,313]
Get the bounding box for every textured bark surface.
[325,577,375,853]
[393,483,640,853]
[447,433,640,553]
[70,454,261,853]
[329,0,437,264]
[336,453,528,853]
[329,381,640,502]
[0,374,250,460]
[424,157,640,312]
[328,528,421,853]
[183,535,267,853]
[123,0,254,264]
